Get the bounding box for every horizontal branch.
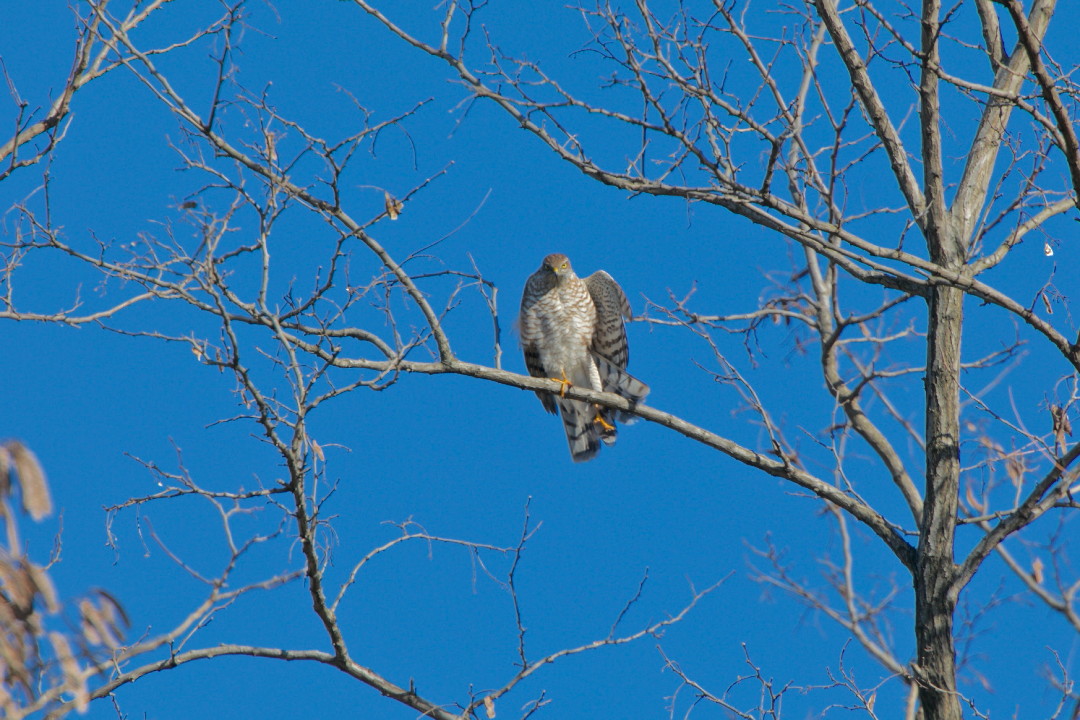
[306,345,919,572]
[50,645,460,720]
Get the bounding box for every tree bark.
[916,0,964,711]
[916,281,963,720]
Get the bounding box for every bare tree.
[342,1,1080,717]
[2,0,1079,719]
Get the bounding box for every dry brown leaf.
[79,599,103,647]
[28,563,59,614]
[484,695,496,719]
[93,588,131,630]
[0,636,31,698]
[80,599,122,649]
[1041,291,1053,315]
[7,442,51,520]
[1051,405,1072,454]
[964,482,986,513]
[0,596,19,628]
[266,131,277,165]
[1032,557,1044,584]
[0,561,34,611]
[50,633,88,712]
[384,192,403,220]
[977,435,1004,456]
[79,590,128,649]
[1005,454,1026,488]
[972,668,994,692]
[867,692,876,712]
[0,627,27,676]
[310,439,325,462]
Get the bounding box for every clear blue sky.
[2,2,1078,718]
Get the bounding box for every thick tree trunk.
[916,283,964,720]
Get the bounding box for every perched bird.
[519,253,650,462]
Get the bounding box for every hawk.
[519,253,650,462]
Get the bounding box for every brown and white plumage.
[519,253,650,462]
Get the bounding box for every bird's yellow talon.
[594,411,615,432]
[548,370,572,397]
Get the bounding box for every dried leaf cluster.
[0,441,127,718]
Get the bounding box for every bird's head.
[541,253,573,280]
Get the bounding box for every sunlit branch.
[949,0,1056,243]
[465,579,723,718]
[88,5,456,365]
[954,440,1080,594]
[814,0,927,225]
[996,0,1080,201]
[300,343,920,570]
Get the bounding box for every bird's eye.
[560,262,568,269]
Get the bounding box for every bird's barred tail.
[592,354,649,423]
[555,356,648,462]
[557,397,608,463]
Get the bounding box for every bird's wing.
[586,271,649,424]
[585,270,632,368]
[519,272,558,414]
